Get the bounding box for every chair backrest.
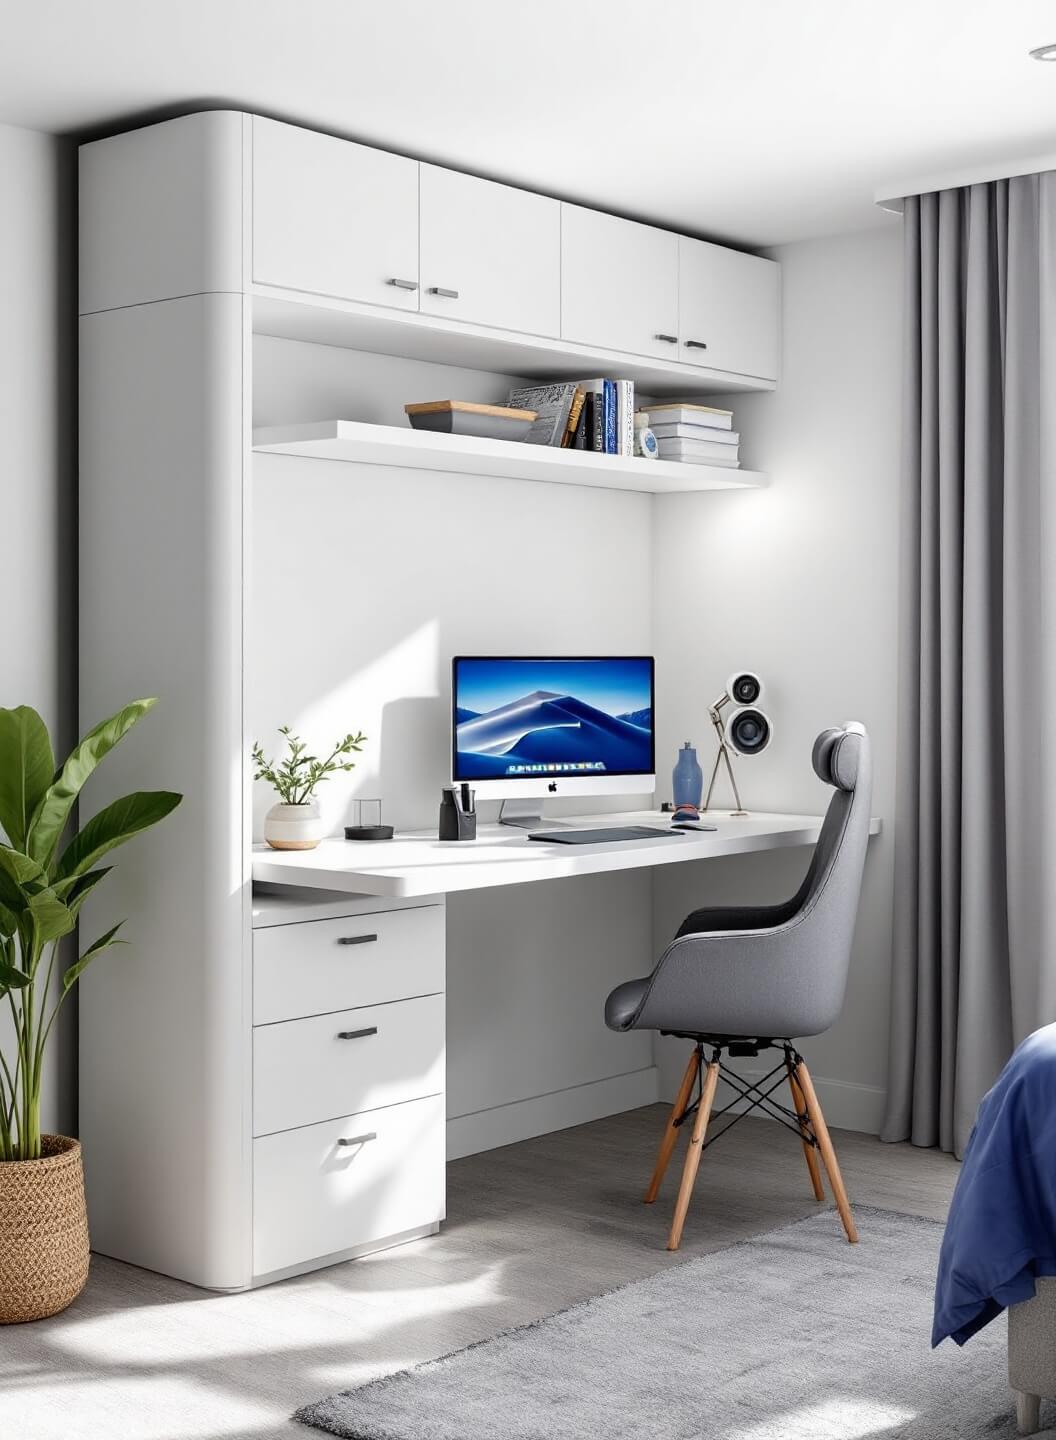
[776,721,873,1033]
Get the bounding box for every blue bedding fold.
[933,1024,1056,1346]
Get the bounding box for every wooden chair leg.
[667,1057,720,1251]
[785,1054,825,1201]
[644,1046,701,1204]
[795,1058,858,1244]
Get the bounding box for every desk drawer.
[253,1093,445,1277]
[253,904,444,1024]
[254,992,445,1136]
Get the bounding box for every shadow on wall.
[378,694,450,831]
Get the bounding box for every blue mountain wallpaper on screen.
[454,658,653,780]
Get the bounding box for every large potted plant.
[0,699,181,1323]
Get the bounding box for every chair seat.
[605,977,649,1031]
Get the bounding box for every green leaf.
[55,791,182,881]
[0,846,44,887]
[0,958,30,995]
[62,922,126,993]
[51,867,112,919]
[27,698,158,871]
[25,887,75,946]
[0,707,54,851]
[0,864,26,918]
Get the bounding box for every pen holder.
[439,788,476,841]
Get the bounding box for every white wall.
[250,336,657,1152]
[0,123,77,1136]
[652,223,903,1132]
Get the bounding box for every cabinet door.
[419,166,560,336]
[678,237,780,381]
[252,117,420,309]
[560,205,679,360]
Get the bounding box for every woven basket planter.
[0,1135,90,1323]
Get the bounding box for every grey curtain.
[882,174,1056,1157]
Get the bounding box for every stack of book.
[506,379,636,456]
[642,402,740,467]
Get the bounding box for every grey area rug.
[296,1207,1023,1439]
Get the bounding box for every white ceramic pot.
[264,800,326,851]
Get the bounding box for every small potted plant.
[0,698,181,1323]
[253,725,367,850]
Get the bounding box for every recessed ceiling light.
[1030,42,1056,61]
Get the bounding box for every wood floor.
[1,1107,959,1440]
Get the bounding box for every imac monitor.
[453,656,655,822]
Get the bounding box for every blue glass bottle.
[673,742,703,812]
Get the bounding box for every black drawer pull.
[655,333,678,343]
[337,1131,377,1147]
[684,339,708,350]
[337,933,377,946]
[337,1026,378,1041]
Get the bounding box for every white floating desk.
[252,809,883,899]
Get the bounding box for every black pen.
[461,782,472,813]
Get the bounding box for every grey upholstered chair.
[605,722,872,1251]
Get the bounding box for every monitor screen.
[453,657,655,783]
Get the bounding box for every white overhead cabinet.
[419,166,560,336]
[252,117,420,309]
[560,204,680,361]
[678,236,780,382]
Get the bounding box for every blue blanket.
[933,1023,1056,1346]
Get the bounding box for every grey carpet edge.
[293,1204,944,1438]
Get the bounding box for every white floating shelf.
[252,421,767,496]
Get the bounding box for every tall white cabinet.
[78,110,781,1291]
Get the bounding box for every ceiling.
[2,0,1055,247]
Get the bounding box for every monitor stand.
[498,799,565,831]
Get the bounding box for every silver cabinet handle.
[684,339,709,350]
[387,277,419,290]
[337,1131,377,1147]
[337,933,377,946]
[655,333,678,343]
[428,286,460,299]
[336,1026,378,1041]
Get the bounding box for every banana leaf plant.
[0,699,181,1162]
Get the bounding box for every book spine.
[572,395,589,449]
[592,389,605,452]
[604,380,617,455]
[618,380,634,457]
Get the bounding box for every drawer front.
[254,992,445,1136]
[253,1094,446,1276]
[254,904,444,1024]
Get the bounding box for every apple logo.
[548,781,558,793]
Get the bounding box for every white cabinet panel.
[419,166,560,336]
[560,204,679,360]
[252,117,419,309]
[253,1095,445,1276]
[678,237,780,381]
[253,903,444,1024]
[254,993,445,1136]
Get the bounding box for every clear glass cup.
[350,798,382,829]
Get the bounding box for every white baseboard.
[447,1067,660,1161]
[705,1067,885,1136]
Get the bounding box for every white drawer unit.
[253,1093,446,1277]
[253,902,444,1024]
[253,992,445,1136]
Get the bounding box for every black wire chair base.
[668,1038,816,1154]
